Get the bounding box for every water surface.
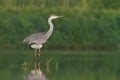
[0,50,120,80]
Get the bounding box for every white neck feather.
[45,17,54,38]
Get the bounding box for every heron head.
[50,14,62,19]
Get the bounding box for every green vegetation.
[0,0,120,50]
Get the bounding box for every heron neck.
[46,18,54,38]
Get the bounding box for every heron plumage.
[23,32,47,44]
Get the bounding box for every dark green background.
[0,0,120,50]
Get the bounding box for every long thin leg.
[34,49,37,57]
[38,48,41,57]
[38,62,42,75]
[38,62,40,69]
[34,61,37,70]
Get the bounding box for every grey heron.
[23,15,62,57]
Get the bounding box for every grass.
[0,50,120,80]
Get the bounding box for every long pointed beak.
[56,16,62,18]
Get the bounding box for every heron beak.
[56,16,62,18]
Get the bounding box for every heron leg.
[38,48,41,57]
[34,61,37,70]
[38,62,40,69]
[34,49,37,57]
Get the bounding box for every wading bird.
[23,15,62,57]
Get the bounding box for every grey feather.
[23,32,47,44]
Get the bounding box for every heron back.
[23,32,47,44]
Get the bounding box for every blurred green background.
[0,0,120,80]
[0,0,120,50]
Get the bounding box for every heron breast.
[31,44,43,49]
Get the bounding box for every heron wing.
[23,32,47,44]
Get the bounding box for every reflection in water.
[23,68,48,80]
[23,54,49,80]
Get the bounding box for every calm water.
[0,50,120,80]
